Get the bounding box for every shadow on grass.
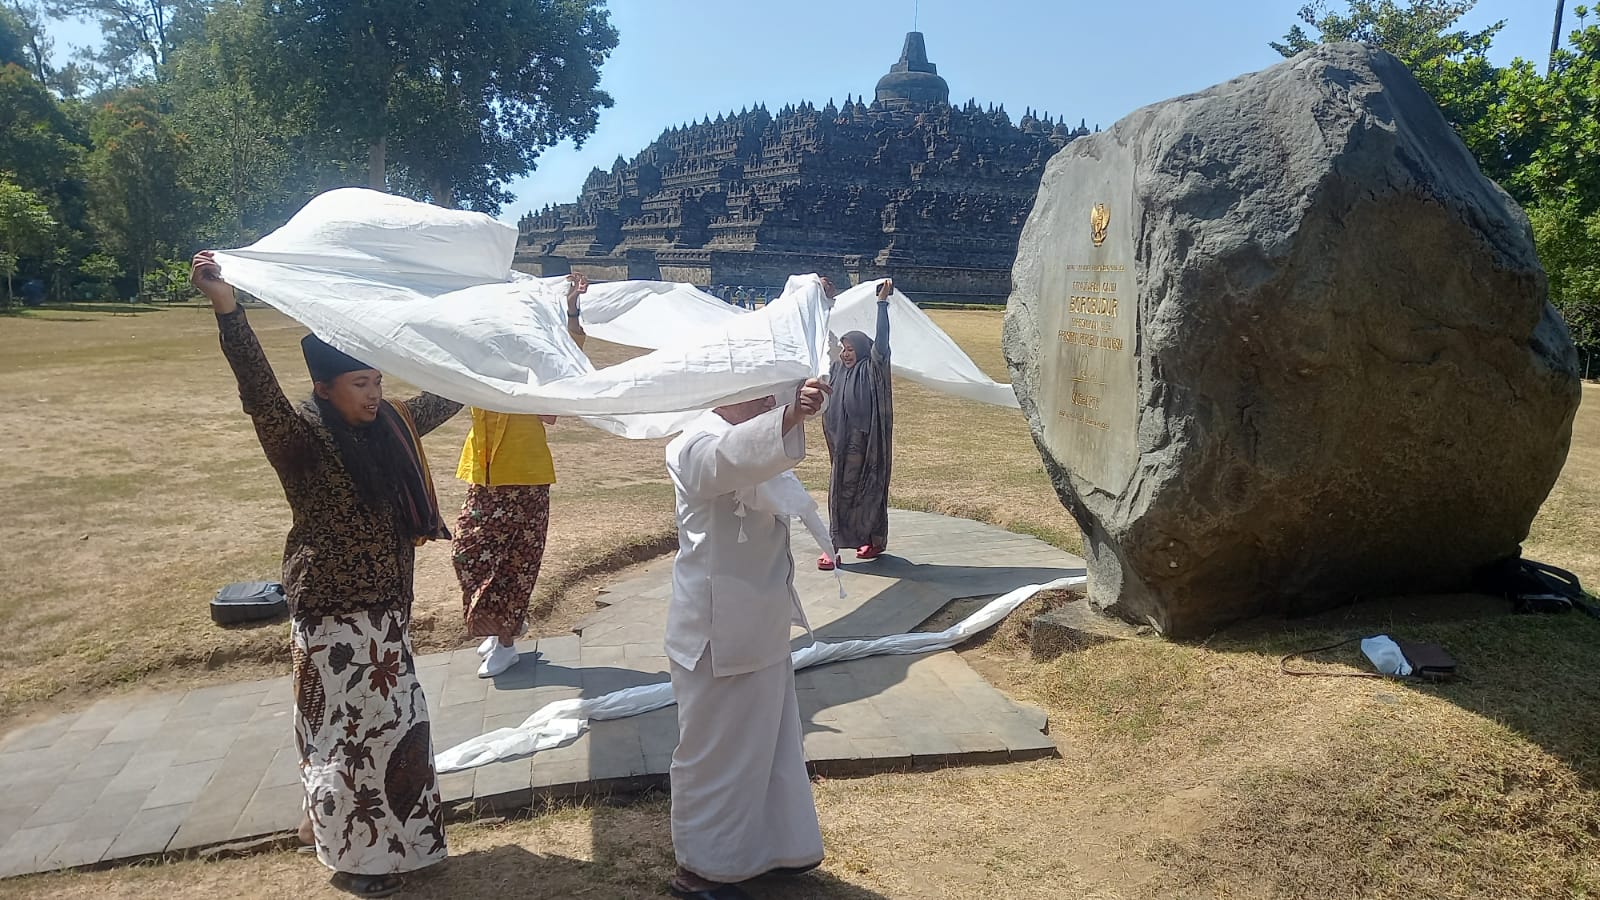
[2,302,176,318]
[400,841,891,899]
[1202,592,1600,789]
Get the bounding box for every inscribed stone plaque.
[1035,151,1138,490]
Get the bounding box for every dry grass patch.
[3,305,1598,900]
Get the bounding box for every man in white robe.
[663,376,832,900]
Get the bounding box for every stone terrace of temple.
[515,31,1093,303]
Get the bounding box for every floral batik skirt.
[452,483,551,638]
[292,609,448,875]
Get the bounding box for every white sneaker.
[477,642,520,678]
[476,636,498,657]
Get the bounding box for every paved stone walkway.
[0,510,1084,878]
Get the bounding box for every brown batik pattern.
[293,609,447,875]
[216,307,462,620]
[452,484,551,638]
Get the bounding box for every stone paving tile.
[66,741,140,781]
[473,753,533,810]
[0,823,75,878]
[0,803,44,852]
[259,746,302,790]
[104,803,189,860]
[142,760,219,810]
[229,783,303,840]
[0,510,1081,878]
[67,699,132,735]
[61,788,147,846]
[437,770,475,806]
[104,749,177,795]
[24,777,112,830]
[257,679,293,708]
[102,707,172,745]
[0,750,74,792]
[0,718,77,754]
[171,726,245,767]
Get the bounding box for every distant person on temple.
[452,273,590,678]
[662,357,833,900]
[818,278,895,571]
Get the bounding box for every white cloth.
[829,282,1020,408]
[212,189,1011,443]
[212,189,834,439]
[564,276,1020,410]
[1360,635,1412,676]
[665,405,811,676]
[669,653,823,883]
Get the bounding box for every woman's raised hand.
[191,251,238,314]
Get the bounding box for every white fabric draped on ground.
[433,574,1086,773]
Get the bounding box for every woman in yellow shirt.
[453,273,588,678]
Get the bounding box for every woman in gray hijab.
[820,279,895,570]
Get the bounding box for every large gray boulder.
[1002,43,1582,637]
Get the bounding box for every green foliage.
[44,0,207,85]
[86,88,194,286]
[1498,13,1600,361]
[162,0,335,246]
[4,1,60,88]
[0,62,86,200]
[1530,201,1600,354]
[0,175,57,305]
[253,0,618,213]
[138,256,190,302]
[1,6,26,68]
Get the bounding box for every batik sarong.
[452,483,551,638]
[293,609,447,875]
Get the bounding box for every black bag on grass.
[1473,554,1598,619]
[210,581,288,625]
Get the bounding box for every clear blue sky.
[46,0,1558,222]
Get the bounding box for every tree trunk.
[430,178,456,209]
[368,136,387,191]
[1551,0,1566,73]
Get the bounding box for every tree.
[45,0,207,83]
[4,1,57,86]
[1,6,26,69]
[1273,1,1507,172]
[1492,12,1600,360]
[0,62,85,195]
[0,175,57,306]
[254,0,618,213]
[86,88,194,289]
[164,0,342,246]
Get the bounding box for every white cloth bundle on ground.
[434,574,1086,772]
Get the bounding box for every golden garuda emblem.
[1090,203,1110,247]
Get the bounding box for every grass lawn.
[0,303,1595,899]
